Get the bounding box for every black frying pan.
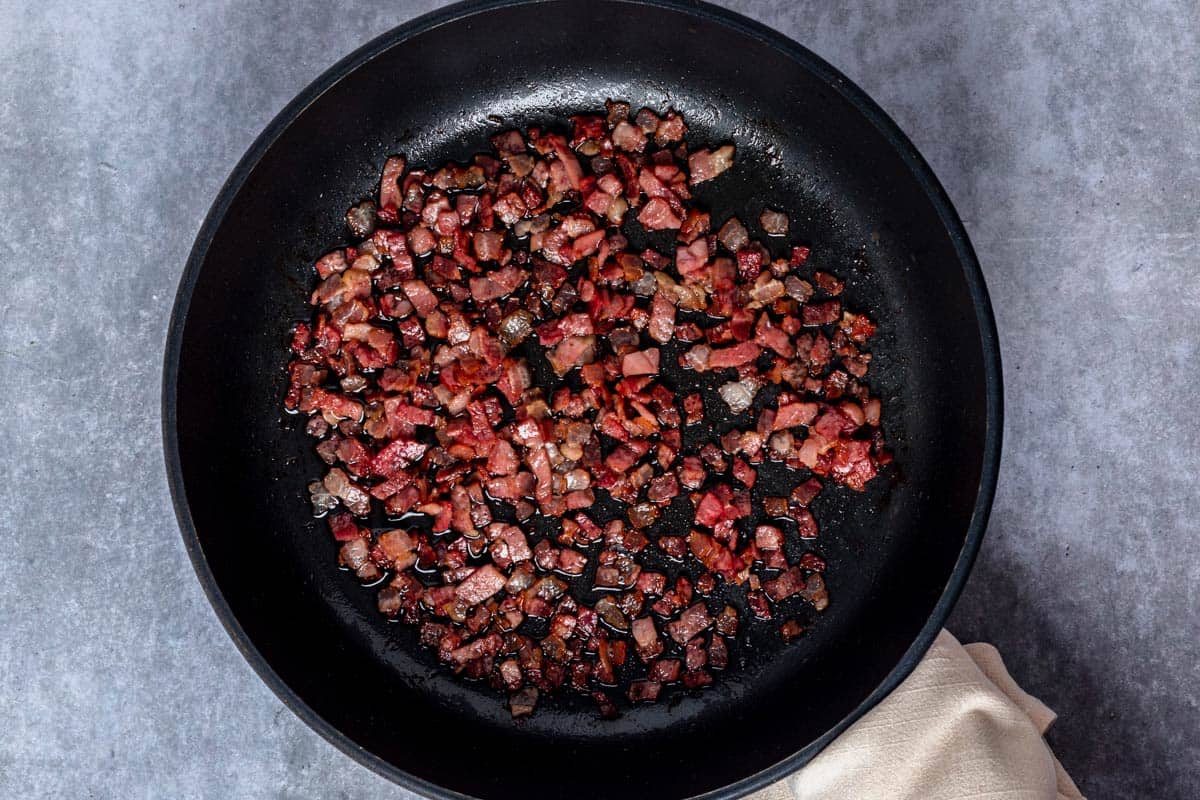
[163,1,1002,798]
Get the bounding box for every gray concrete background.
[1,1,1196,797]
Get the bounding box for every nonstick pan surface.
[163,1,1002,798]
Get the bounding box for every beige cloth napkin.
[752,631,1085,800]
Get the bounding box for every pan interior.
[170,3,993,798]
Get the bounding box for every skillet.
[162,1,1002,797]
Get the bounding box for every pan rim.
[161,1,1003,798]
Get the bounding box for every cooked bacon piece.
[649,658,681,683]
[793,508,819,540]
[638,197,681,230]
[798,552,827,572]
[401,280,437,317]
[774,402,818,430]
[754,317,794,358]
[455,564,507,606]
[667,603,713,645]
[631,617,663,662]
[546,335,597,376]
[469,265,526,302]
[647,292,676,343]
[375,530,418,571]
[620,348,660,376]
[688,144,735,184]
[802,300,842,326]
[379,155,406,210]
[654,111,687,146]
[754,525,784,551]
[708,342,761,369]
[345,199,376,239]
[612,120,647,153]
[717,217,748,253]
[715,605,739,637]
[718,379,758,414]
[509,687,539,718]
[791,478,823,508]
[814,271,844,295]
[758,208,789,236]
[328,513,360,542]
[339,537,381,583]
[688,531,744,582]
[627,680,661,703]
[779,620,805,643]
[314,250,348,279]
[675,238,708,277]
[473,229,505,262]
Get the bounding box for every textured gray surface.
[1,1,1196,797]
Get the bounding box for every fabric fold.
[749,630,1084,800]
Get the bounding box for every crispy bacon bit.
[655,111,687,146]
[758,208,789,236]
[456,565,507,606]
[286,102,888,719]
[709,342,761,369]
[339,537,381,582]
[379,155,406,210]
[774,402,819,430]
[667,603,713,645]
[779,620,805,643]
[509,687,539,718]
[647,292,676,344]
[612,120,648,153]
[627,680,661,703]
[631,617,663,662]
[802,300,842,326]
[621,348,660,376]
[718,378,759,414]
[688,144,735,184]
[791,478,823,507]
[638,197,682,230]
[814,271,844,296]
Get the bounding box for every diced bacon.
[620,348,660,376]
[755,317,795,358]
[547,335,597,376]
[401,280,437,317]
[708,342,762,369]
[774,402,819,430]
[328,513,360,542]
[654,112,687,145]
[694,492,724,528]
[572,229,606,260]
[407,225,436,255]
[315,250,348,279]
[646,291,676,343]
[469,265,526,302]
[371,438,428,476]
[549,137,584,190]
[675,238,708,276]
[487,440,519,476]
[376,529,417,571]
[286,103,889,717]
[802,300,842,326]
[379,155,405,210]
[473,229,505,261]
[688,144,735,184]
[667,603,713,644]
[455,565,507,606]
[631,617,662,661]
[638,197,681,230]
[612,120,648,153]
